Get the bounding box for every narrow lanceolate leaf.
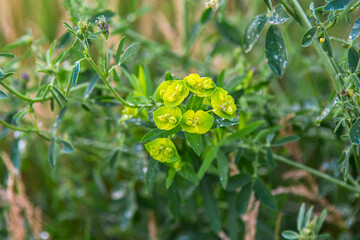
[46,39,57,65]
[60,139,74,153]
[265,25,287,77]
[272,135,300,146]
[268,5,290,24]
[349,118,360,144]
[324,0,350,11]
[185,132,203,156]
[199,177,222,233]
[244,15,268,53]
[141,125,181,143]
[179,162,199,185]
[301,27,318,47]
[197,146,219,180]
[236,183,253,216]
[145,158,159,191]
[217,150,229,189]
[72,62,80,86]
[120,42,140,63]
[115,36,125,64]
[321,28,333,58]
[84,76,98,99]
[0,90,8,99]
[264,0,272,10]
[0,72,14,81]
[350,17,360,41]
[254,178,277,211]
[348,47,359,73]
[226,173,253,191]
[49,136,56,167]
[281,231,299,240]
[0,53,15,58]
[297,203,306,231]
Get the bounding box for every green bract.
[153,106,182,130]
[154,80,189,107]
[145,138,180,163]
[184,73,216,97]
[180,110,214,134]
[211,87,237,119]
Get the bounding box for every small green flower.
[153,106,182,130]
[184,74,216,97]
[211,87,237,119]
[180,110,214,134]
[155,80,189,107]
[145,138,180,163]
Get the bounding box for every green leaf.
[217,150,229,189]
[115,36,125,64]
[264,0,272,10]
[185,132,203,156]
[168,183,181,219]
[106,149,120,168]
[212,115,239,129]
[60,139,74,154]
[0,90,8,99]
[304,206,314,228]
[0,53,15,58]
[197,146,219,180]
[120,42,140,63]
[84,76,98,99]
[0,72,14,81]
[221,120,264,145]
[281,231,299,240]
[349,118,360,144]
[301,27,318,47]
[63,21,75,34]
[244,15,268,53]
[254,178,277,211]
[349,17,360,41]
[297,203,306,231]
[226,173,253,191]
[265,25,288,77]
[178,162,199,184]
[185,94,204,111]
[200,7,213,24]
[199,177,222,233]
[145,158,159,192]
[321,28,333,58]
[49,136,56,167]
[348,47,359,73]
[316,209,327,233]
[72,62,80,86]
[267,148,275,168]
[46,39,57,65]
[141,125,181,143]
[166,168,176,189]
[236,183,253,216]
[272,135,300,146]
[324,0,350,11]
[165,72,173,81]
[268,5,290,24]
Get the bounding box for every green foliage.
[1,0,360,239]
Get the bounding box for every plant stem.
[262,149,360,194]
[0,82,52,103]
[85,57,150,108]
[285,0,342,93]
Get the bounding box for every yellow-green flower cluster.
[145,73,237,165]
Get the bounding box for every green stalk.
[85,57,150,108]
[285,0,342,93]
[263,150,360,194]
[0,82,52,103]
